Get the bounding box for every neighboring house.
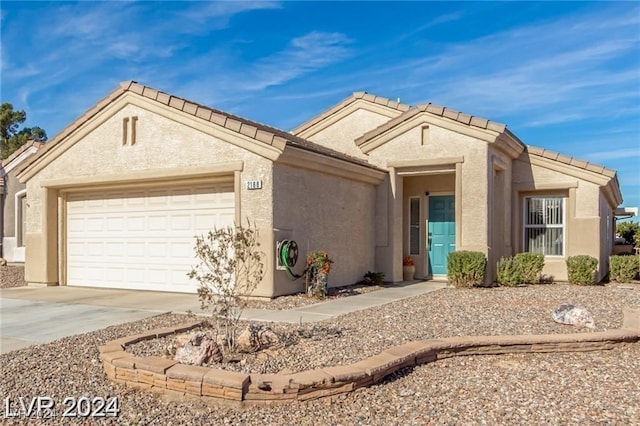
[1,141,44,263]
[17,82,625,296]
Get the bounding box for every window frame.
[522,195,566,257]
[408,196,421,256]
[15,190,27,248]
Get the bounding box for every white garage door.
[66,184,235,293]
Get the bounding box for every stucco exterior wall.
[272,163,377,296]
[305,109,391,160]
[369,122,490,250]
[3,169,23,237]
[599,194,614,281]
[512,156,607,281]
[24,103,277,295]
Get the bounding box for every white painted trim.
[408,196,420,256]
[14,189,27,248]
[2,146,40,175]
[1,237,25,262]
[522,195,566,257]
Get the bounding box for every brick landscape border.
[99,307,640,405]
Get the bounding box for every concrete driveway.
[0,286,202,354]
[1,281,448,354]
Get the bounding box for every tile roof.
[355,102,506,146]
[525,145,616,178]
[1,140,45,168]
[29,81,383,173]
[292,91,411,136]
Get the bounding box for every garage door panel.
[66,183,234,293]
[170,241,192,259]
[171,214,192,231]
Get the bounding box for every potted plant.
[403,256,415,281]
[305,251,333,298]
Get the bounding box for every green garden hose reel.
[278,240,306,280]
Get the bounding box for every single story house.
[17,82,624,296]
[1,140,44,263]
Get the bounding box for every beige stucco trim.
[234,170,242,224]
[40,162,243,190]
[58,192,67,285]
[294,100,403,139]
[277,146,385,185]
[512,181,579,191]
[388,157,464,169]
[359,114,501,154]
[25,188,59,285]
[526,155,613,187]
[18,94,282,183]
[494,131,525,159]
[602,180,623,208]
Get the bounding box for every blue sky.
[1,1,639,209]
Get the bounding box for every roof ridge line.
[123,82,383,171]
[355,102,508,147]
[291,91,411,136]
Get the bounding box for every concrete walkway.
[0,281,446,354]
[241,281,446,323]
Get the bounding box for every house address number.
[245,180,262,190]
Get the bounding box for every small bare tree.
[187,221,265,353]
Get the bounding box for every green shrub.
[447,251,487,288]
[496,257,522,287]
[609,255,639,283]
[566,255,599,285]
[616,221,639,246]
[514,252,545,284]
[362,271,385,286]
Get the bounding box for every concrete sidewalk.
[241,281,446,323]
[0,281,446,353]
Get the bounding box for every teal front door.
[428,195,456,276]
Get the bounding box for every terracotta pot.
[402,265,416,281]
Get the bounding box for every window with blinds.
[409,197,420,255]
[524,196,564,256]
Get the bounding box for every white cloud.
[584,148,640,162]
[238,32,353,91]
[327,5,640,130]
[179,1,281,28]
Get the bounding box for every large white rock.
[552,304,595,329]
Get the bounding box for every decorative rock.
[552,304,595,329]
[174,331,222,365]
[237,324,280,353]
[399,389,415,397]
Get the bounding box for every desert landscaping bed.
[0,265,26,289]
[2,283,639,424]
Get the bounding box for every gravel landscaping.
[2,283,639,424]
[0,265,26,289]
